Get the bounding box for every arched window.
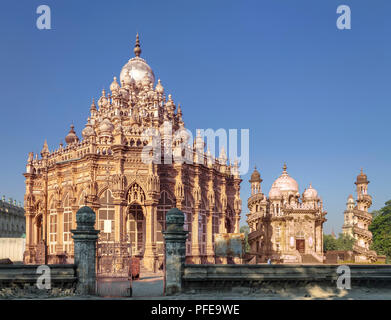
[128,204,144,253]
[63,194,72,253]
[98,190,115,241]
[49,201,57,254]
[156,191,173,254]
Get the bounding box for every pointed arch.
[97,189,115,241]
[126,182,146,205]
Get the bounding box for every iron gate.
[96,241,132,297]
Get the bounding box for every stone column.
[144,200,157,272]
[191,205,201,263]
[163,208,188,295]
[55,208,64,254]
[71,206,100,296]
[206,210,215,263]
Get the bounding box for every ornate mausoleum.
[246,164,327,263]
[23,35,242,269]
[342,169,377,262]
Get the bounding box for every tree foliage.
[323,234,337,251]
[369,200,391,260]
[240,225,250,252]
[336,233,355,251]
[323,233,355,252]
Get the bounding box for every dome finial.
[283,162,287,173]
[134,33,141,57]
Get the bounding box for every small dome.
[110,76,120,92]
[98,89,108,109]
[155,79,164,94]
[356,168,368,184]
[347,194,355,203]
[249,166,261,183]
[303,184,318,200]
[65,124,79,145]
[270,163,299,194]
[82,120,95,139]
[269,187,282,200]
[99,118,114,134]
[122,70,133,86]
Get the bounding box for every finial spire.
[283,162,287,172]
[134,33,141,57]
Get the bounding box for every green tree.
[335,233,355,251]
[240,225,250,253]
[369,200,391,260]
[323,234,337,251]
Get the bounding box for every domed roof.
[82,120,95,139]
[347,194,355,203]
[65,124,79,145]
[110,76,120,92]
[269,187,282,199]
[99,118,114,134]
[249,166,261,183]
[355,168,369,184]
[303,184,318,200]
[120,34,155,85]
[270,163,299,194]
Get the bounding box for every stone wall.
[181,264,391,293]
[0,264,77,289]
[0,238,25,262]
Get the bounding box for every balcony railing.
[248,229,262,242]
[353,226,373,239]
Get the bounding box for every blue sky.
[0,0,390,233]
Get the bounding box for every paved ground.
[131,271,164,298]
[4,269,391,300]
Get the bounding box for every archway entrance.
[296,239,305,253]
[127,204,145,258]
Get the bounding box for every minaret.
[351,169,376,262]
[342,194,355,237]
[249,166,262,195]
[355,168,371,211]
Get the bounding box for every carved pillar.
[206,209,215,263]
[163,208,188,295]
[71,206,100,295]
[55,207,64,254]
[144,200,158,272]
[191,204,201,263]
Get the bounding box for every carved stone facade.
[23,35,241,270]
[0,196,25,238]
[342,169,377,262]
[246,164,326,263]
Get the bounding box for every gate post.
[163,208,188,295]
[71,206,100,295]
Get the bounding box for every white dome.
[303,184,318,200]
[270,164,299,194]
[120,57,155,85]
[269,187,282,199]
